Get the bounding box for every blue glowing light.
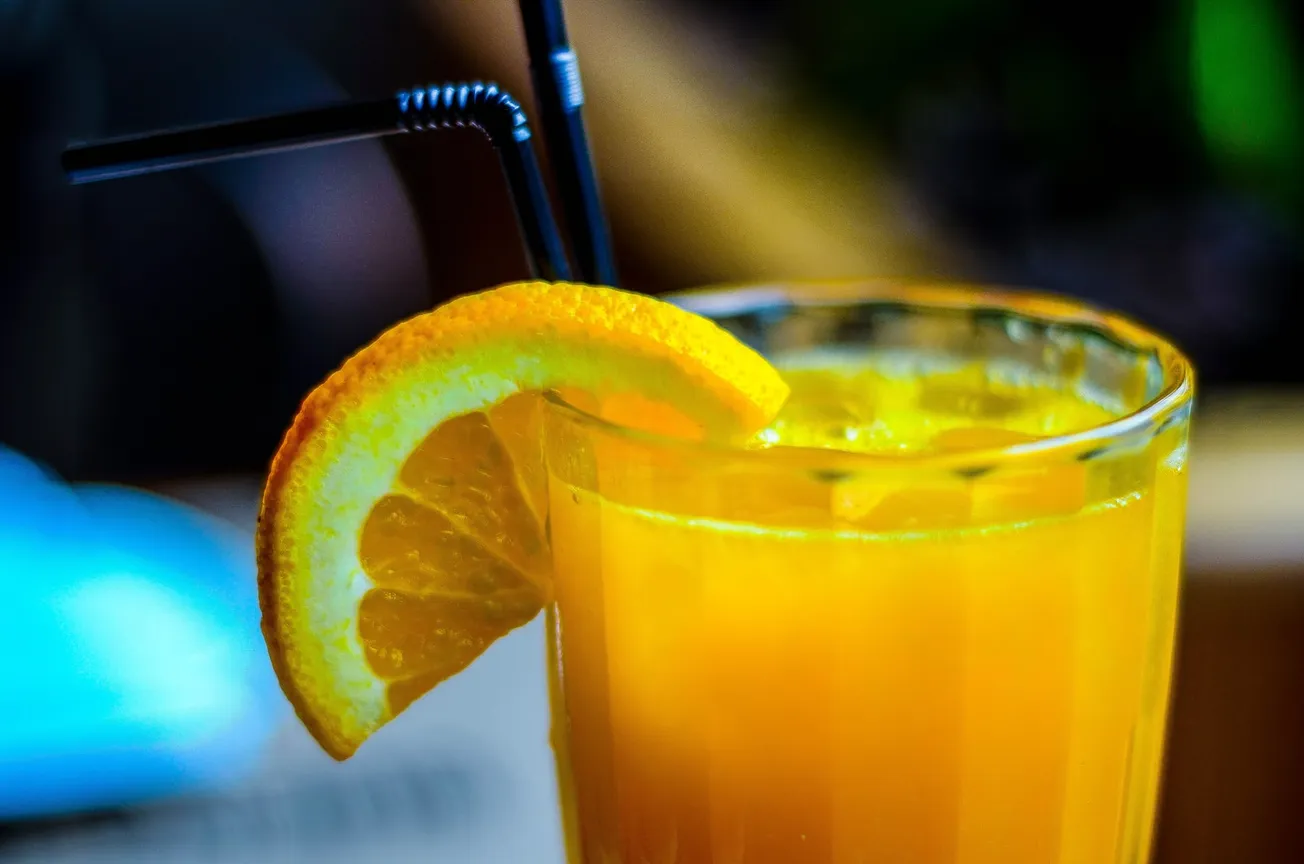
[0,445,284,819]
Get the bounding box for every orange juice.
[544,299,1192,864]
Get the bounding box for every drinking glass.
[542,281,1194,864]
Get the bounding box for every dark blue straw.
[517,0,618,286]
[61,83,572,282]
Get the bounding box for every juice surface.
[547,359,1188,864]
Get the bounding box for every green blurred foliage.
[786,0,1303,225]
[1193,0,1304,214]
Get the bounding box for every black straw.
[62,83,572,282]
[517,0,617,286]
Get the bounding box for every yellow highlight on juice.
[545,360,1190,864]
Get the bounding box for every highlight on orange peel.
[256,281,789,759]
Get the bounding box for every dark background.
[1,0,1300,485]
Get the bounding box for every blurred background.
[0,0,1301,861]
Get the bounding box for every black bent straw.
[517,0,617,286]
[62,83,572,282]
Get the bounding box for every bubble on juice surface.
[760,365,938,453]
[761,367,882,448]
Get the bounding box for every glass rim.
[545,280,1195,474]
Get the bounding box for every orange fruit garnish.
[257,282,788,758]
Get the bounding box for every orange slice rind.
[257,282,788,758]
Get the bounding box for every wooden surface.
[1154,390,1304,863]
[1156,569,1304,863]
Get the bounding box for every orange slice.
[257,281,788,759]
